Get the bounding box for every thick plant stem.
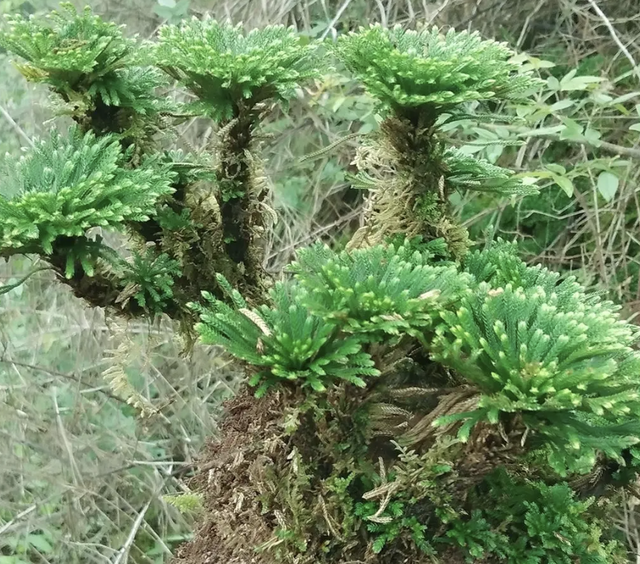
[216,108,269,301]
[45,237,185,319]
[350,109,469,258]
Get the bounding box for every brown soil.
[173,384,517,564]
[174,388,288,564]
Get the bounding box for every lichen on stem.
[350,108,470,257]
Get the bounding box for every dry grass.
[0,259,238,563]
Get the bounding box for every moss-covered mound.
[176,240,635,564]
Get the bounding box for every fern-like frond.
[444,148,539,196]
[87,66,171,114]
[0,4,133,82]
[117,249,182,313]
[0,127,175,254]
[194,280,379,396]
[431,280,640,472]
[335,24,542,110]
[154,18,320,120]
[288,241,472,338]
[0,4,169,126]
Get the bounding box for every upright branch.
[334,25,542,257]
[0,9,320,326]
[154,19,320,298]
[0,3,170,148]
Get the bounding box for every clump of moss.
[179,240,636,563]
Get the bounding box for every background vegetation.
[1,0,639,562]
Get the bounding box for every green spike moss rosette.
[190,239,640,563]
[335,24,541,110]
[0,127,174,256]
[0,4,170,132]
[154,18,320,120]
[334,25,543,255]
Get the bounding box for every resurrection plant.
[1,8,639,564]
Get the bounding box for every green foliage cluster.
[335,25,541,110]
[349,453,618,563]
[194,275,379,396]
[162,492,204,515]
[198,239,640,473]
[0,3,168,125]
[0,127,174,257]
[355,497,432,555]
[0,4,133,87]
[1,5,638,564]
[195,237,638,562]
[444,148,539,195]
[118,249,181,312]
[195,241,474,395]
[0,5,326,322]
[154,19,320,120]
[333,23,545,254]
[443,470,620,563]
[288,242,471,337]
[434,289,640,474]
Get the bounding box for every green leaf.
[526,57,555,70]
[610,92,640,105]
[558,117,583,141]
[547,76,560,91]
[372,536,386,553]
[629,123,640,132]
[545,163,566,175]
[309,379,327,392]
[26,534,53,553]
[550,100,574,112]
[559,70,602,91]
[583,128,601,144]
[554,175,574,197]
[0,267,50,296]
[0,557,32,564]
[592,92,613,105]
[597,171,619,202]
[518,124,565,137]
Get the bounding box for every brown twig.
[0,356,128,405]
[586,0,640,84]
[0,103,34,148]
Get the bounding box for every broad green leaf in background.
[559,117,583,141]
[583,128,602,144]
[547,76,560,91]
[518,124,565,137]
[154,0,190,22]
[26,534,54,554]
[597,171,619,202]
[554,175,574,197]
[545,164,566,174]
[550,100,574,112]
[559,70,603,91]
[610,92,640,105]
